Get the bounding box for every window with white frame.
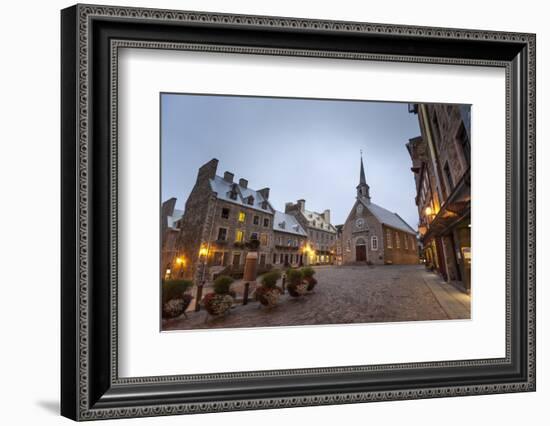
[371,236,378,251]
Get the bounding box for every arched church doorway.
[355,238,367,262]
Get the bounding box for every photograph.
[160,94,472,331]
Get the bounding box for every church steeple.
[357,151,371,203]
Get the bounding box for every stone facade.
[175,159,276,283]
[340,156,419,265]
[284,200,337,264]
[272,211,308,267]
[160,197,183,279]
[407,103,471,292]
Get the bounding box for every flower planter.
[305,276,318,291]
[162,294,193,319]
[256,286,283,308]
[203,293,234,316]
[287,282,308,297]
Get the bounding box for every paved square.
[162,264,470,331]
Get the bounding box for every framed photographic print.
[61,4,536,421]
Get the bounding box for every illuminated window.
[238,211,246,222]
[235,230,244,242]
[386,229,392,248]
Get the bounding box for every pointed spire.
[357,150,371,203]
[359,150,366,185]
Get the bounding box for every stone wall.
[382,225,419,265]
[207,200,274,269]
[341,200,385,265]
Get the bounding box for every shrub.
[301,267,316,279]
[286,268,304,286]
[162,279,193,305]
[261,270,282,288]
[213,275,234,294]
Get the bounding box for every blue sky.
[161,93,422,229]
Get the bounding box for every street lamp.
[175,256,186,278]
[195,244,209,312]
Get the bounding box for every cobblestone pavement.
[162,264,471,331]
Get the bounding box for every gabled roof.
[302,209,337,233]
[358,198,416,234]
[209,175,275,214]
[166,209,183,230]
[273,211,307,236]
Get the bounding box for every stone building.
[160,197,183,279]
[407,103,471,292]
[175,158,275,283]
[272,211,308,267]
[284,199,337,264]
[340,155,419,265]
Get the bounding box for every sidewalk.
[422,271,471,319]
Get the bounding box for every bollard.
[195,282,204,312]
[243,282,250,305]
[243,252,258,305]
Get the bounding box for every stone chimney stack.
[258,187,270,200]
[197,158,218,181]
[223,171,234,183]
[239,178,248,188]
[323,209,331,224]
[297,199,306,212]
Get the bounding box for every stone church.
[340,156,419,265]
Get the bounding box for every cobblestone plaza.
[162,264,470,331]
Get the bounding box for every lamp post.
[175,256,185,278]
[195,245,209,312]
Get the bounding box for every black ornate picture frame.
[61,4,536,421]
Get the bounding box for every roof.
[359,199,416,234]
[303,209,337,233]
[166,209,183,230]
[209,175,275,214]
[273,211,307,236]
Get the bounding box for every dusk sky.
[161,93,422,229]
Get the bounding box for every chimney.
[258,187,270,200]
[197,158,218,180]
[297,199,305,212]
[284,202,293,213]
[239,178,248,189]
[223,171,234,183]
[323,209,331,224]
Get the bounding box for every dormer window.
[246,195,254,205]
[261,201,268,209]
[228,191,238,200]
[279,221,286,230]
